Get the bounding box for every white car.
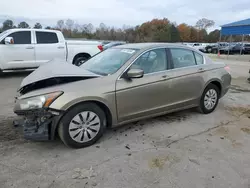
[0,29,103,72]
[189,43,208,52]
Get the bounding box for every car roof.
[114,42,195,51]
[7,28,61,33]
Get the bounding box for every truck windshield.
[80,48,138,75]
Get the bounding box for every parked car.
[13,43,231,148]
[0,29,103,73]
[230,43,250,54]
[248,69,250,82]
[187,43,208,53]
[218,42,250,54]
[205,42,229,54]
[103,41,126,50]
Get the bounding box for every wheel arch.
[203,79,222,97]
[51,100,113,140]
[72,53,91,64]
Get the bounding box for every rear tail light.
[224,65,231,74]
[98,45,103,51]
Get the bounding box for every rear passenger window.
[36,31,58,44]
[194,52,203,65]
[170,48,196,68]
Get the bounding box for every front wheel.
[198,84,220,114]
[206,47,212,53]
[212,49,218,54]
[58,103,106,148]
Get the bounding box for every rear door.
[166,48,205,108]
[34,31,66,66]
[0,31,36,69]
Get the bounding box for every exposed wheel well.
[72,53,91,64]
[209,81,222,96]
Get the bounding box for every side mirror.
[5,37,14,45]
[126,68,144,79]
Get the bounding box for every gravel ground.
[0,59,250,188]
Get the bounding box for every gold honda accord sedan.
[14,43,231,148]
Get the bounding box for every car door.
[0,31,36,70]
[34,31,66,66]
[166,48,205,109]
[116,48,171,122]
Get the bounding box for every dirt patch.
[156,111,189,123]
[225,106,250,118]
[149,157,166,170]
[0,116,24,142]
[241,128,250,134]
[230,85,250,93]
[215,127,229,135]
[148,154,180,170]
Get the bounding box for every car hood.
[19,59,100,94]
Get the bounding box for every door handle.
[197,68,205,72]
[26,46,34,49]
[58,46,65,49]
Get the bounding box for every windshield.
[80,48,138,75]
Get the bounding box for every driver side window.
[131,48,167,74]
[2,31,31,45]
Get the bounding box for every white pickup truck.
[0,29,103,72]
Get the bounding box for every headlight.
[19,91,63,110]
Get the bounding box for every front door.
[116,48,171,122]
[0,31,36,70]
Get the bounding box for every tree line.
[0,18,248,43]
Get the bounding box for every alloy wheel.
[69,111,101,143]
[204,89,217,110]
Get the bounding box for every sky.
[0,0,250,30]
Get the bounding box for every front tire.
[198,84,220,114]
[58,103,106,148]
[212,49,218,54]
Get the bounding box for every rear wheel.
[73,55,90,66]
[58,103,106,148]
[198,84,220,114]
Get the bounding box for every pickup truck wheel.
[73,56,89,66]
[206,47,212,53]
[198,84,220,114]
[212,49,218,54]
[58,103,106,148]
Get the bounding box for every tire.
[58,103,106,148]
[212,49,218,54]
[198,84,220,114]
[73,56,90,66]
[207,47,212,53]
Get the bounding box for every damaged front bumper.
[14,108,63,141]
